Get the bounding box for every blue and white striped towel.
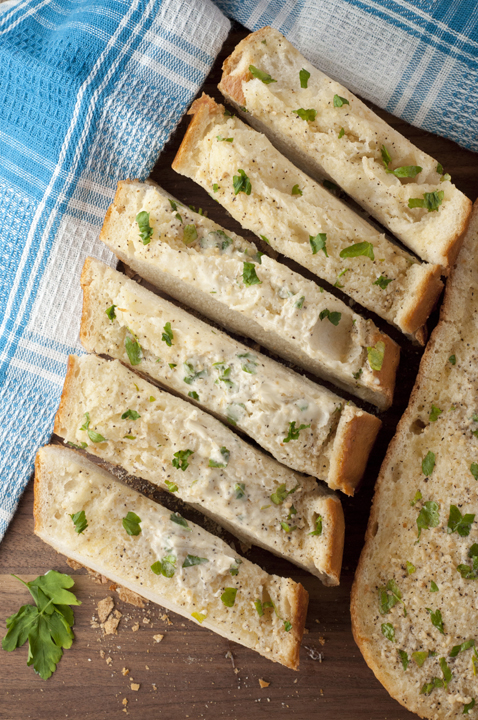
[0,0,476,542]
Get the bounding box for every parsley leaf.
[254,600,264,616]
[237,352,258,374]
[439,657,452,688]
[164,480,178,493]
[66,441,87,450]
[183,224,198,245]
[309,515,323,536]
[291,184,303,196]
[295,296,305,309]
[216,135,233,142]
[161,322,173,347]
[221,588,237,607]
[410,490,422,506]
[151,555,176,578]
[182,555,209,568]
[69,511,88,535]
[170,513,191,530]
[124,331,142,366]
[183,362,207,385]
[299,68,310,88]
[427,607,444,634]
[284,620,292,632]
[447,505,475,537]
[121,409,141,421]
[233,169,252,195]
[80,412,106,444]
[374,275,393,289]
[309,232,328,256]
[243,262,261,286]
[293,108,317,122]
[333,94,349,107]
[449,354,456,365]
[464,699,476,714]
[429,405,442,422]
[406,561,416,575]
[188,391,199,401]
[270,483,298,505]
[457,543,478,579]
[122,512,141,536]
[208,447,230,468]
[280,521,297,533]
[229,559,242,576]
[367,340,385,372]
[319,308,341,326]
[420,677,444,696]
[417,500,440,539]
[449,639,474,658]
[338,127,345,139]
[105,305,116,322]
[422,451,436,476]
[212,183,219,192]
[408,191,444,212]
[340,241,375,261]
[172,449,194,471]
[283,421,310,443]
[135,211,153,245]
[249,65,276,84]
[412,651,430,667]
[234,482,246,500]
[398,650,409,671]
[381,623,395,642]
[381,145,392,167]
[471,463,478,481]
[379,579,407,616]
[430,581,439,592]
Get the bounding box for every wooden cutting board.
[1,24,477,720]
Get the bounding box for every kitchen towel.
[0,0,230,540]
[216,0,478,154]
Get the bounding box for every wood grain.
[1,24,477,720]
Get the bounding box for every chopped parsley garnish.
[237,352,258,374]
[200,229,233,250]
[340,241,375,260]
[168,363,177,370]
[260,234,271,246]
[209,446,230,468]
[125,331,142,366]
[471,463,478,481]
[293,108,317,122]
[420,677,444,696]
[380,147,422,177]
[373,275,393,289]
[66,441,88,450]
[170,513,191,530]
[422,451,436,476]
[123,434,136,440]
[398,650,409,671]
[309,516,322,536]
[254,600,264,616]
[182,554,209,568]
[449,639,475,658]
[447,505,475,537]
[417,500,440,539]
[270,483,298,505]
[80,412,106,444]
[183,362,207,385]
[280,521,297,533]
[122,512,141,536]
[105,305,116,322]
[121,409,141,421]
[299,68,310,88]
[229,560,242,576]
[429,405,442,422]
[221,588,237,607]
[283,421,310,443]
[378,579,406,616]
[426,607,444,634]
[381,623,395,642]
[243,262,261,286]
[188,391,199,401]
[191,611,206,623]
[338,127,345,139]
[333,94,349,107]
[291,184,303,196]
[353,369,363,380]
[172,449,194,471]
[406,561,416,575]
[135,211,153,245]
[183,224,198,245]
[367,340,385,372]
[164,480,178,493]
[381,145,392,167]
[212,183,219,192]
[457,543,478,579]
[1,571,80,679]
[430,581,439,592]
[216,365,235,389]
[161,322,173,347]
[408,191,444,212]
[464,699,476,714]
[448,354,456,365]
[216,135,233,142]
[249,65,276,84]
[309,232,328,256]
[168,199,180,211]
[412,651,430,667]
[295,296,305,309]
[70,510,87,534]
[284,620,292,632]
[233,169,251,195]
[175,212,183,223]
[234,482,246,500]
[151,555,176,578]
[334,268,349,288]
[319,308,341,325]
[439,657,452,688]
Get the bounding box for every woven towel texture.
[216,0,478,153]
[0,0,230,539]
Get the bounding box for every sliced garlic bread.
[172,94,442,342]
[54,354,345,585]
[34,445,308,669]
[80,258,381,495]
[218,27,472,269]
[99,179,399,410]
[352,203,478,717]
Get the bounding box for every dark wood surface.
[1,24,477,720]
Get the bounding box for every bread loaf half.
[80,257,381,495]
[100,179,399,410]
[34,445,308,669]
[219,27,472,269]
[54,354,345,585]
[351,203,478,718]
[172,94,442,342]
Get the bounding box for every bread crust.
[288,581,309,669]
[370,332,399,410]
[331,409,382,496]
[398,264,443,339]
[321,496,345,586]
[172,93,222,174]
[53,354,78,438]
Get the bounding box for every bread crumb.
[66,558,83,571]
[97,597,114,624]
[106,657,113,666]
[87,568,108,585]
[319,636,325,646]
[122,698,128,706]
[145,665,149,670]
[116,586,146,608]
[104,611,121,635]
[122,668,130,676]
[315,619,320,624]
[131,623,140,632]
[160,614,172,624]
[152,684,157,692]
[259,679,270,689]
[320,689,324,696]
[153,634,164,643]
[90,621,100,629]
[234,668,239,675]
[142,617,150,624]
[100,650,105,659]
[130,683,140,692]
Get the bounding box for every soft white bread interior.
[351,202,478,718]
[219,27,472,269]
[99,179,399,410]
[34,445,308,670]
[172,94,442,341]
[80,258,381,495]
[54,354,345,585]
